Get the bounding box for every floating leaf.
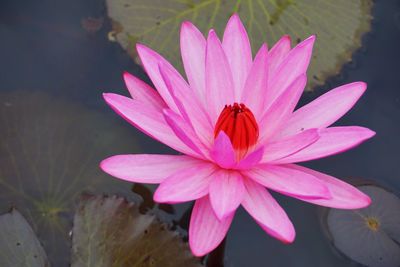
[322,185,400,267]
[71,194,201,267]
[0,91,139,266]
[0,209,49,267]
[106,0,373,89]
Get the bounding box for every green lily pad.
[106,0,373,90]
[0,209,49,267]
[322,184,400,267]
[71,194,201,267]
[0,91,139,266]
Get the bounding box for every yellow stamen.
[365,217,380,231]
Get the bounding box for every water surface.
[0,0,399,266]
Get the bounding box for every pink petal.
[157,62,191,123]
[123,72,166,109]
[180,21,206,104]
[163,109,206,158]
[136,44,183,113]
[258,74,307,143]
[243,164,331,199]
[241,44,268,118]
[285,164,371,209]
[274,126,376,164]
[211,131,236,168]
[189,195,234,257]
[209,170,245,220]
[205,30,235,124]
[261,129,319,163]
[267,35,291,79]
[281,82,367,137]
[103,93,195,156]
[242,178,295,243]
[222,14,252,100]
[236,146,264,170]
[158,62,213,148]
[153,162,217,203]
[100,154,201,184]
[265,36,315,109]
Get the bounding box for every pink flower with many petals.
[101,14,375,256]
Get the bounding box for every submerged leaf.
[322,185,400,267]
[0,91,139,266]
[106,0,373,89]
[0,209,49,267]
[71,194,201,267]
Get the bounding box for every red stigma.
[214,103,259,158]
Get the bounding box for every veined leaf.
[107,0,373,89]
[0,209,49,267]
[71,194,202,267]
[0,91,139,266]
[322,185,400,267]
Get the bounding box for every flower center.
[214,103,259,157]
[365,217,380,231]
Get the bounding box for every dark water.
[0,0,399,266]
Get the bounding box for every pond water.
[0,0,399,266]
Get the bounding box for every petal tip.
[282,34,291,41]
[102,92,112,101]
[350,190,372,209]
[271,225,296,244]
[189,241,210,257]
[274,34,291,48]
[260,43,268,52]
[207,29,220,41]
[99,157,110,172]
[359,81,367,90]
[281,236,295,244]
[153,188,166,203]
[350,81,367,95]
[181,20,193,28]
[136,43,153,58]
[135,42,145,52]
[122,71,133,85]
[364,194,372,207]
[359,127,376,139]
[283,227,296,244]
[307,35,316,41]
[136,42,147,49]
[230,12,240,19]
[102,93,123,106]
[181,20,197,33]
[99,155,119,177]
[214,208,235,221]
[227,12,242,25]
[299,35,316,48]
[367,129,376,138]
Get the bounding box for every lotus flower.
[101,14,375,256]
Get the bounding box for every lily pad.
[106,0,373,89]
[322,185,400,267]
[0,91,139,266]
[0,209,49,267]
[71,194,201,267]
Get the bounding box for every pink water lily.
[101,14,375,256]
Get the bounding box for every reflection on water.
[0,0,399,266]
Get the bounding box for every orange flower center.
[214,103,259,157]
